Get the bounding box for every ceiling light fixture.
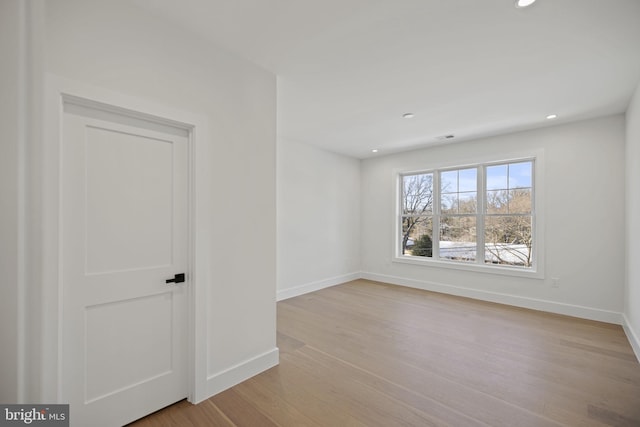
[402,113,414,119]
[546,114,558,120]
[515,0,536,8]
[372,149,379,153]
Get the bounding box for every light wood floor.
[130,279,640,427]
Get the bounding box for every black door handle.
[166,273,185,284]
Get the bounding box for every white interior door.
[60,102,189,427]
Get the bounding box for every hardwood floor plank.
[276,349,451,426]
[295,344,557,427]
[232,373,325,427]
[209,389,278,427]
[276,331,306,354]
[238,361,372,426]
[129,279,640,427]
[127,399,235,427]
[279,313,566,426]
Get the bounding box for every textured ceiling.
[133,0,640,158]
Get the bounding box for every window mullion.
[476,165,485,265]
[530,159,536,269]
[433,171,440,260]
[398,175,404,257]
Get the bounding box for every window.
[398,159,535,271]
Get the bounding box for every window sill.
[393,255,544,279]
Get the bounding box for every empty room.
[2,0,640,426]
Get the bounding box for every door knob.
[166,273,185,284]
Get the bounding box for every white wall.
[277,139,361,299]
[0,0,22,403]
[625,81,640,359]
[361,116,626,322]
[43,0,276,400]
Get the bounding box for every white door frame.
[41,74,210,405]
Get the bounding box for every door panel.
[84,292,173,403]
[84,126,174,274]
[61,103,189,427]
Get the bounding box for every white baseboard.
[277,272,361,301]
[361,272,623,325]
[622,314,640,363]
[203,347,279,402]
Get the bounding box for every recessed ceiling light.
[546,114,558,120]
[372,149,379,153]
[515,0,536,8]
[402,113,414,119]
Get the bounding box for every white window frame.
[393,152,544,279]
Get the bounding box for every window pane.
[441,168,477,214]
[441,168,477,192]
[486,161,532,214]
[486,190,509,214]
[439,216,476,262]
[441,194,457,214]
[458,192,477,213]
[509,161,532,188]
[508,188,532,214]
[487,189,531,214]
[440,170,457,193]
[486,164,508,191]
[458,168,477,192]
[484,216,532,267]
[402,174,434,214]
[401,216,433,257]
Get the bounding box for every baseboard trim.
[202,347,279,402]
[277,272,361,301]
[361,272,623,325]
[622,314,640,363]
